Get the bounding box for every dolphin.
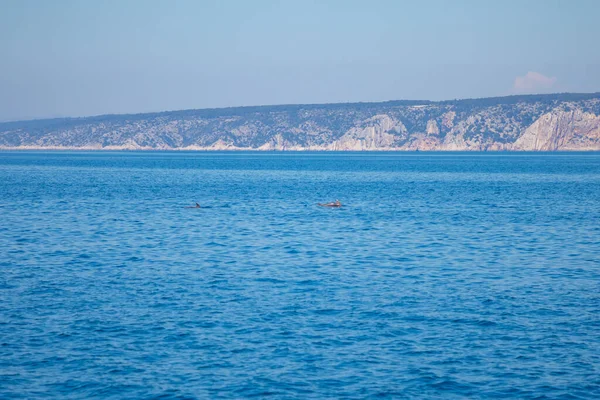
[318,200,342,208]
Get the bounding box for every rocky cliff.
[1,93,600,151]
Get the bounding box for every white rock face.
[208,139,239,150]
[442,111,456,129]
[331,115,405,150]
[259,134,288,150]
[426,120,440,136]
[513,110,600,150]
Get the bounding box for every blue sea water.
[1,151,599,399]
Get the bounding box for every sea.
[1,151,599,399]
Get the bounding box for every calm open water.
[1,151,599,399]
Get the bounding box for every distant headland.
[1,93,599,151]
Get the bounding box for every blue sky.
[1,0,599,120]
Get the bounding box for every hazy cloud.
[513,71,557,94]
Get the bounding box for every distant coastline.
[2,93,600,151]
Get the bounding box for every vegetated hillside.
[1,93,600,150]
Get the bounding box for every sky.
[1,0,599,121]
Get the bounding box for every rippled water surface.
[1,151,599,399]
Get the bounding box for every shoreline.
[1,146,600,152]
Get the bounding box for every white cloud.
[512,71,557,94]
